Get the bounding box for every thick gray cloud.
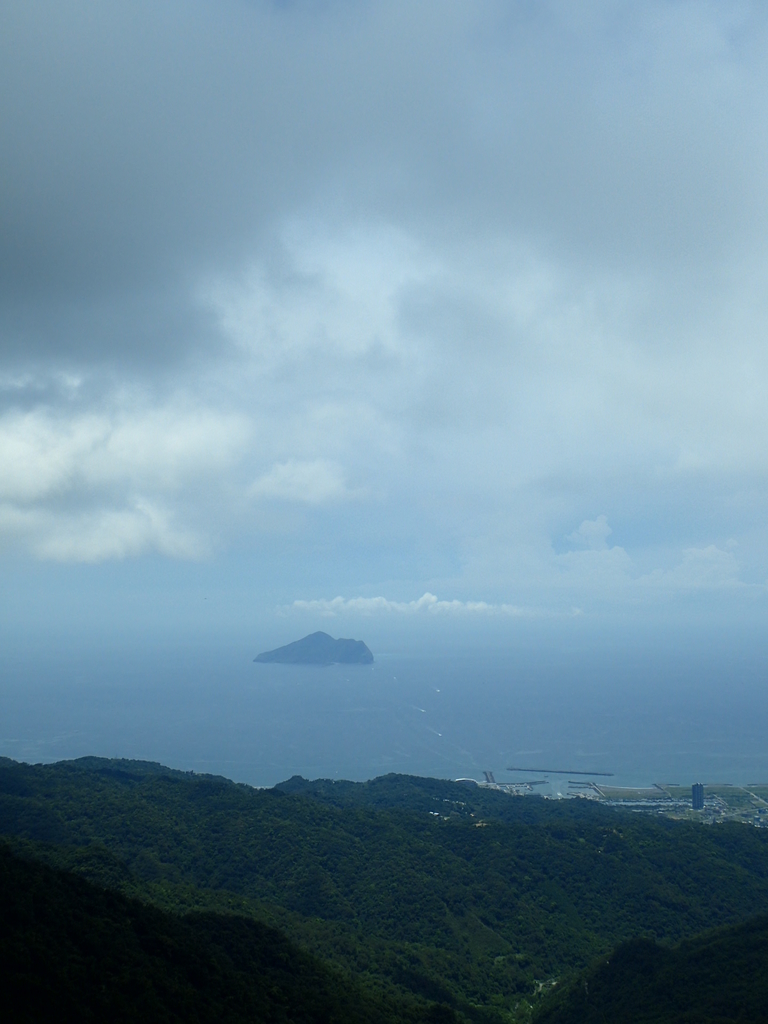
[5,2,766,303]
[1,1,768,624]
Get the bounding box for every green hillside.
[535,914,768,1023]
[2,757,768,1021]
[0,842,425,1024]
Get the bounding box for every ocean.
[1,634,767,790]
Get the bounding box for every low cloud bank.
[292,593,539,617]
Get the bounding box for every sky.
[2,1,768,655]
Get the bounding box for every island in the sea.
[254,631,374,666]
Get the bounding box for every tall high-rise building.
[692,783,704,810]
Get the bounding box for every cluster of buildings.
[464,772,768,827]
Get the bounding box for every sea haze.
[1,634,767,790]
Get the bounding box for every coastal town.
[472,772,768,826]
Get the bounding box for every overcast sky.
[2,0,767,647]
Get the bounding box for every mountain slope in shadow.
[0,842,438,1024]
[536,914,768,1024]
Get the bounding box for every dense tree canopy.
[2,757,768,1022]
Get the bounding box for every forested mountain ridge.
[535,913,768,1023]
[0,842,437,1024]
[2,756,768,1022]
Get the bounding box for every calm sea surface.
[1,638,767,790]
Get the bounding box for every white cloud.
[86,407,250,490]
[291,592,535,616]
[547,538,765,602]
[638,544,750,592]
[0,405,249,503]
[0,399,249,561]
[569,515,612,551]
[250,459,348,505]
[205,224,435,365]
[0,499,205,563]
[553,544,634,591]
[291,547,764,619]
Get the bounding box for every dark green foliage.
[535,915,768,1023]
[3,757,768,1021]
[0,842,416,1024]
